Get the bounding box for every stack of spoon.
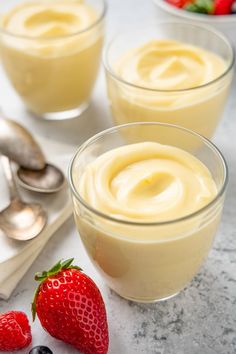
[0,118,66,241]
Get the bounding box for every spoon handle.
[1,155,20,201]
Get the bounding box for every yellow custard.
[72,142,223,301]
[2,1,97,38]
[115,40,225,91]
[106,40,231,138]
[0,0,104,116]
[79,142,217,222]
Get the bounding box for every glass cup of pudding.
[69,122,228,302]
[104,22,234,139]
[0,0,106,120]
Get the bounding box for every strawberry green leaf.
[48,260,62,274]
[34,271,48,281]
[31,282,42,321]
[31,301,37,322]
[185,0,214,13]
[61,258,74,269]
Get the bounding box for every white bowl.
[153,0,236,46]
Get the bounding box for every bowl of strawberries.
[153,0,236,46]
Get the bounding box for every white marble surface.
[0,0,236,353]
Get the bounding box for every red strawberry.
[214,0,234,14]
[166,0,192,8]
[0,311,32,351]
[32,259,109,354]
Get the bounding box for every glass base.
[31,102,90,121]
[112,289,180,303]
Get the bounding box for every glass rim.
[103,21,235,93]
[69,122,228,227]
[0,0,107,41]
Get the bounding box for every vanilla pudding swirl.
[107,39,230,139]
[0,0,104,115]
[2,0,97,38]
[73,138,224,301]
[79,142,217,222]
[115,40,226,91]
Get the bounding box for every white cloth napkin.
[0,138,76,299]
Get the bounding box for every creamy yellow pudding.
[79,142,217,222]
[72,141,223,301]
[106,39,231,138]
[0,0,104,117]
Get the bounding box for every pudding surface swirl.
[79,142,217,222]
[115,40,226,90]
[2,0,98,38]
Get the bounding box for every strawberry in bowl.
[153,0,236,47]
[166,0,235,15]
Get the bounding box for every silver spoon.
[0,118,45,170]
[16,163,66,194]
[0,118,65,193]
[0,156,47,241]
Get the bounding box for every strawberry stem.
[32,258,82,321]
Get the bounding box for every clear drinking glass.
[69,122,228,302]
[0,0,106,120]
[104,22,234,139]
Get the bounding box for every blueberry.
[29,346,53,354]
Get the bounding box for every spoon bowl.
[0,199,47,241]
[16,163,66,193]
[0,118,45,170]
[0,155,47,241]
